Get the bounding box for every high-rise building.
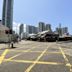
[62,27,68,35]
[46,24,51,31]
[19,24,24,35]
[2,0,13,29]
[27,25,38,34]
[56,26,68,36]
[56,27,62,36]
[19,24,38,39]
[56,24,62,36]
[38,22,45,32]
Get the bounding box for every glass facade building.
[38,22,45,32]
[46,24,52,31]
[2,0,13,29]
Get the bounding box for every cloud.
[13,22,20,27]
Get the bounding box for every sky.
[0,0,72,34]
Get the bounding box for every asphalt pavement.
[0,40,72,72]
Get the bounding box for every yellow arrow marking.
[0,49,9,64]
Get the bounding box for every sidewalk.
[0,43,9,49]
[0,40,31,49]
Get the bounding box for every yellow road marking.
[4,59,63,65]
[8,53,22,60]
[10,50,61,54]
[46,52,61,54]
[4,59,33,63]
[0,49,9,64]
[7,45,40,60]
[59,47,72,72]
[25,48,48,72]
[59,47,69,62]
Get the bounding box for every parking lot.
[0,40,72,72]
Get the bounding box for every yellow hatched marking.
[7,46,40,60]
[25,48,48,72]
[8,53,22,60]
[10,50,61,54]
[4,59,63,65]
[46,52,61,54]
[0,49,9,64]
[59,47,69,62]
[59,47,72,72]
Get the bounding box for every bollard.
[11,42,13,48]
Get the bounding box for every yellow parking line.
[46,52,61,54]
[4,59,63,65]
[4,59,33,63]
[10,50,30,52]
[10,50,61,54]
[7,49,61,62]
[59,47,69,62]
[25,48,48,72]
[37,61,63,65]
[8,53,22,60]
[7,45,40,60]
[0,49,9,64]
[59,47,72,72]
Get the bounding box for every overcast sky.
[0,0,72,34]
